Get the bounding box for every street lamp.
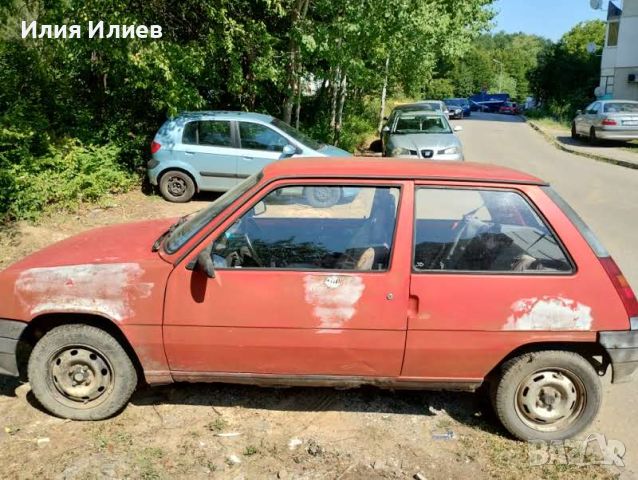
[493,58,504,92]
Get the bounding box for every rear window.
[413,187,573,273]
[182,120,233,147]
[604,102,638,113]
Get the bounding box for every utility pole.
[493,58,504,92]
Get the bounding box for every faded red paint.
[0,159,633,388]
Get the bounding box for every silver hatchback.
[572,100,638,143]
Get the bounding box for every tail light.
[599,257,638,318]
[602,118,617,126]
[150,141,162,154]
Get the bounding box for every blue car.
[148,111,351,202]
[444,98,471,118]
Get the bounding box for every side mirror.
[282,144,296,157]
[576,109,582,115]
[383,116,388,121]
[253,200,266,216]
[454,125,463,132]
[382,126,391,133]
[187,245,215,278]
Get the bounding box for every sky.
[492,0,609,41]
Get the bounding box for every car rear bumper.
[596,127,638,140]
[599,323,638,384]
[0,319,27,377]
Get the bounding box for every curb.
[525,119,638,170]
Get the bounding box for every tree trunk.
[283,0,311,123]
[378,55,390,133]
[329,67,341,130]
[334,74,347,145]
[295,74,302,129]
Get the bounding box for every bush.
[0,140,136,222]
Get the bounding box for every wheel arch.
[158,164,200,192]
[486,341,611,383]
[17,313,145,383]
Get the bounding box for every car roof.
[175,111,275,122]
[262,157,547,186]
[392,102,442,111]
[601,100,638,104]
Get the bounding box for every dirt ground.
[0,190,623,479]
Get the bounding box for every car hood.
[317,144,352,157]
[4,218,176,272]
[388,133,461,151]
[0,218,177,322]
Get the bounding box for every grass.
[206,417,228,432]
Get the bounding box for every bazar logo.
[21,21,162,39]
[528,433,626,467]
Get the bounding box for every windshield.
[271,118,323,150]
[164,172,262,253]
[604,102,638,113]
[445,99,468,106]
[392,112,452,134]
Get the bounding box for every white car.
[572,100,638,143]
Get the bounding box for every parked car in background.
[2,157,637,442]
[444,98,471,118]
[381,102,437,152]
[148,111,350,203]
[499,102,520,115]
[572,100,638,143]
[383,109,463,160]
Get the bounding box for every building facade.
[599,0,638,100]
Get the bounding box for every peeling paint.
[504,296,593,331]
[304,275,365,328]
[14,263,153,321]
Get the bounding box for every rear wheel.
[159,170,196,203]
[492,351,601,440]
[589,127,598,145]
[571,122,579,139]
[28,324,137,420]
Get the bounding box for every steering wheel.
[239,233,263,267]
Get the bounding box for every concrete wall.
[614,67,638,100]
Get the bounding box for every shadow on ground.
[557,135,638,151]
[124,382,509,437]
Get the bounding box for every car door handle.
[242,156,255,160]
[184,151,195,156]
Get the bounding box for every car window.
[239,122,288,152]
[393,112,452,134]
[413,188,572,273]
[584,102,595,113]
[604,102,638,113]
[182,121,233,147]
[211,186,400,271]
[589,102,601,114]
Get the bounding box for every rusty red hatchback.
[1,158,637,441]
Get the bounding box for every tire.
[159,170,196,203]
[28,324,138,420]
[304,186,342,208]
[492,350,601,441]
[589,127,598,145]
[571,122,579,139]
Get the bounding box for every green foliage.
[0,0,495,222]
[0,140,134,221]
[529,20,605,121]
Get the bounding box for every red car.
[499,102,520,115]
[1,158,636,441]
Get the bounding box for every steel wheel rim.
[514,367,586,432]
[312,187,334,202]
[48,345,114,408]
[167,176,187,196]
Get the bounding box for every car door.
[176,120,243,191]
[162,180,413,378]
[236,121,294,177]
[583,102,601,134]
[403,183,583,381]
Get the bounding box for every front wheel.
[304,186,342,208]
[571,122,579,139]
[28,324,138,420]
[492,351,601,440]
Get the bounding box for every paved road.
[457,112,638,477]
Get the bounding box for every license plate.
[622,121,638,126]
